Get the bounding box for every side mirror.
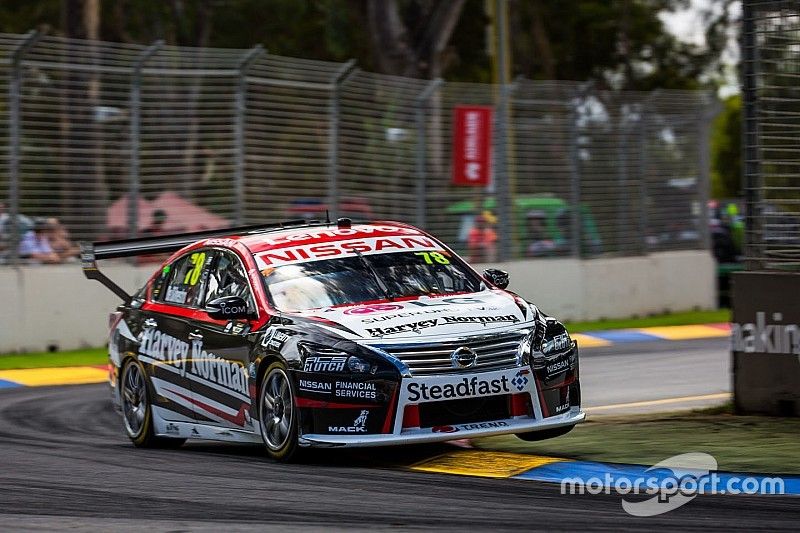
[483,268,509,289]
[206,296,251,321]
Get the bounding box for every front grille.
[375,330,528,376]
[419,395,511,427]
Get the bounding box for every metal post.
[698,93,720,253]
[495,82,517,261]
[414,78,443,229]
[741,2,760,269]
[8,30,42,265]
[128,40,162,238]
[234,45,265,225]
[637,90,658,255]
[327,60,356,222]
[567,82,592,258]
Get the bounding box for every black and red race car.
[82,219,584,461]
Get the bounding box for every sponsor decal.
[511,369,530,392]
[366,315,519,337]
[440,315,519,325]
[205,238,238,247]
[554,402,570,414]
[344,304,403,315]
[366,319,439,337]
[262,225,420,246]
[546,359,570,376]
[303,356,348,373]
[298,379,333,393]
[731,311,800,356]
[360,304,500,324]
[165,422,180,435]
[458,420,509,431]
[334,381,377,400]
[431,421,510,433]
[543,332,571,354]
[261,328,291,351]
[255,236,442,267]
[139,328,248,396]
[406,375,511,402]
[225,321,249,335]
[329,409,370,433]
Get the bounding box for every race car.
[82,218,584,461]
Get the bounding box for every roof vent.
[337,217,352,229]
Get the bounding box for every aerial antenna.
[326,209,331,225]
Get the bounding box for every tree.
[365,0,467,79]
[711,95,741,198]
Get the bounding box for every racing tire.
[258,361,302,462]
[515,424,575,442]
[120,359,186,449]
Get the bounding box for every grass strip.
[473,404,800,475]
[0,348,107,370]
[564,308,730,333]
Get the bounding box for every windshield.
[261,250,483,312]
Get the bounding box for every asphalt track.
[1,338,798,531]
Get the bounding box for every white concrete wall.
[0,250,716,353]
[477,250,716,322]
[0,263,154,353]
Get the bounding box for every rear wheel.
[258,361,301,462]
[120,359,186,448]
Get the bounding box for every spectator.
[19,218,60,264]
[143,209,168,236]
[467,211,498,263]
[525,210,556,257]
[47,217,79,261]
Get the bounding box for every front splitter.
[298,409,585,448]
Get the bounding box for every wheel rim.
[260,368,293,451]
[121,362,147,438]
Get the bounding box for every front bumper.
[298,364,583,448]
[299,408,585,447]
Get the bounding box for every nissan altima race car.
[82,219,584,461]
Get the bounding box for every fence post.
[8,30,42,265]
[327,60,356,222]
[414,78,443,229]
[128,40,162,238]
[234,45,265,225]
[637,91,657,255]
[495,82,517,261]
[741,2,761,269]
[697,93,719,252]
[567,82,592,258]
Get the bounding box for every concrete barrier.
[0,250,716,353]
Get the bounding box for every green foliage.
[0,0,732,90]
[711,95,742,198]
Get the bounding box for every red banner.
[452,105,493,186]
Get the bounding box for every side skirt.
[151,405,262,444]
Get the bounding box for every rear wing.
[80,219,333,302]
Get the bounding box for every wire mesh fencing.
[0,30,716,265]
[742,0,800,270]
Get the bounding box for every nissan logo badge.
[451,346,478,369]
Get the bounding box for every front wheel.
[258,361,301,462]
[120,359,186,448]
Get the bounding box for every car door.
[139,250,213,423]
[183,249,257,433]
